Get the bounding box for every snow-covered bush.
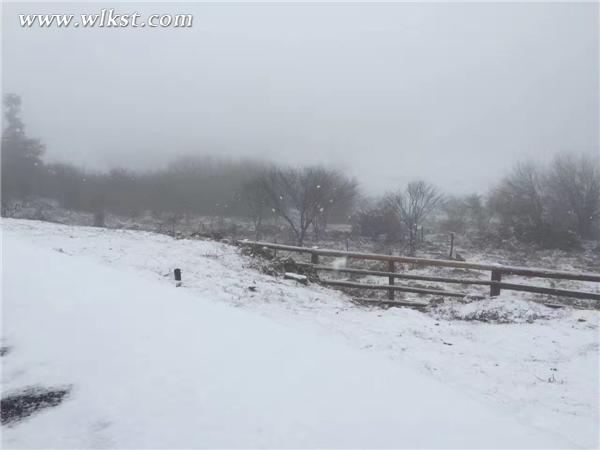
[432,295,565,323]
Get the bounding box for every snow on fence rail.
[237,240,600,302]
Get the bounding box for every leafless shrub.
[351,199,403,242]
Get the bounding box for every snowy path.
[2,219,598,448]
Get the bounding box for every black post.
[174,268,182,287]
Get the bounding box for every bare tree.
[547,153,600,239]
[311,173,358,242]
[487,158,596,248]
[488,162,546,241]
[385,181,443,255]
[257,166,358,246]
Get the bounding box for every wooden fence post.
[449,232,455,259]
[311,252,319,265]
[490,270,501,296]
[388,255,395,300]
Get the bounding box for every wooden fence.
[238,240,600,303]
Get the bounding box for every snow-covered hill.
[2,219,598,448]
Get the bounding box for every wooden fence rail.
[238,240,600,302]
[321,279,467,298]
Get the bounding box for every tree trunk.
[297,228,305,246]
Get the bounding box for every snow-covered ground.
[2,218,598,448]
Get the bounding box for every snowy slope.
[2,219,598,448]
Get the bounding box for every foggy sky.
[2,2,598,195]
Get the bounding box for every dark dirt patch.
[1,385,71,426]
[0,346,11,357]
